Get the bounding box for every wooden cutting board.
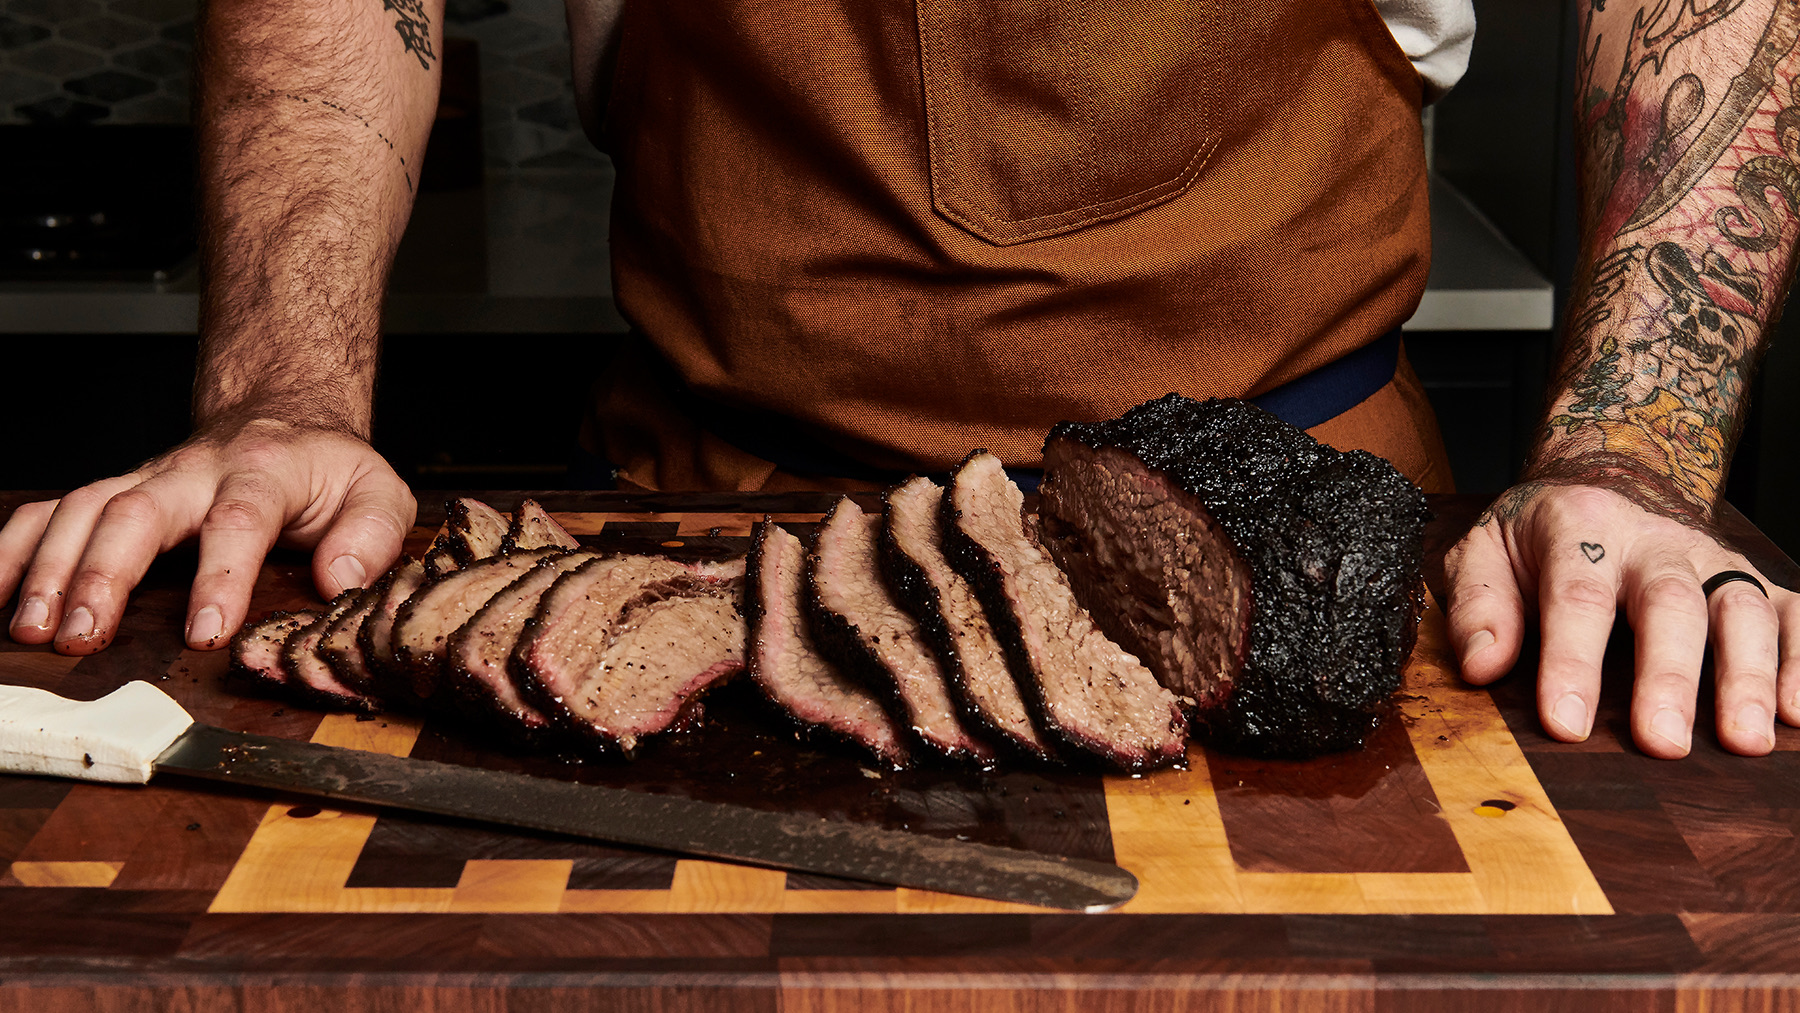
[14,492,1800,1008]
[0,501,1610,917]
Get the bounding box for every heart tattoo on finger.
[1580,542,1606,563]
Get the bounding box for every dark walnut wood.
[1,492,1799,1012]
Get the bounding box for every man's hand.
[1446,481,1800,758]
[0,421,414,655]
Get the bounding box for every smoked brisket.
[444,550,597,738]
[808,498,992,764]
[229,610,319,692]
[745,520,910,767]
[282,590,381,712]
[513,555,745,752]
[943,452,1187,772]
[390,548,562,700]
[502,498,582,553]
[1037,394,1428,757]
[881,478,1050,761]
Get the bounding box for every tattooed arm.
[1447,0,1800,757]
[0,0,445,654]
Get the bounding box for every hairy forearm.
[1533,0,1800,525]
[194,0,446,439]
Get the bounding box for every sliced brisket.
[358,559,429,700]
[882,477,1051,761]
[514,555,745,752]
[229,610,319,692]
[282,589,381,712]
[318,571,394,694]
[745,520,910,767]
[1038,394,1428,757]
[445,550,597,737]
[502,498,582,553]
[943,451,1187,772]
[808,498,992,763]
[390,548,562,700]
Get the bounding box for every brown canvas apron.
[585,0,1450,493]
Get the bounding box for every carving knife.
[0,681,1137,912]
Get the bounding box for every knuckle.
[58,485,113,515]
[98,488,162,528]
[68,565,122,597]
[1716,584,1777,616]
[202,498,269,535]
[1638,573,1707,618]
[1548,576,1616,616]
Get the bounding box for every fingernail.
[12,596,49,631]
[189,606,223,647]
[58,606,94,641]
[1734,702,1774,752]
[1651,707,1692,754]
[1552,693,1591,740]
[328,555,366,594]
[1459,629,1495,669]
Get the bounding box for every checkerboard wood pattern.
[2,493,1799,1010]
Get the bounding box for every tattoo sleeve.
[194,0,445,439]
[1534,0,1800,525]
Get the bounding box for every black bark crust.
[879,484,1054,763]
[803,498,978,764]
[1042,395,1428,758]
[746,519,911,768]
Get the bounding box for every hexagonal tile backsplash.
[0,0,602,169]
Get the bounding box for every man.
[0,0,1793,762]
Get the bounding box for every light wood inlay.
[8,860,123,887]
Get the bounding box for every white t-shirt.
[1373,0,1477,100]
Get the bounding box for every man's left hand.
[1445,480,1800,758]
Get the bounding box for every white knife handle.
[0,681,194,784]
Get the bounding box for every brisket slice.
[229,610,320,691]
[882,478,1052,761]
[745,520,910,767]
[1038,395,1428,757]
[444,550,598,737]
[808,498,993,764]
[943,451,1187,773]
[358,559,430,701]
[282,589,381,712]
[514,555,745,752]
[421,497,509,579]
[318,570,396,694]
[390,548,564,700]
[502,498,582,553]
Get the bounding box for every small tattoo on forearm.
[243,91,415,193]
[1581,542,1606,563]
[383,0,435,71]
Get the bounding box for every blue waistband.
[684,327,1404,489]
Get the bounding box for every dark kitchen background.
[2,0,1796,559]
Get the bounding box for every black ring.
[1702,570,1769,598]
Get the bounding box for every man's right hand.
[0,419,415,655]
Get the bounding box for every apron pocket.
[916,0,1220,245]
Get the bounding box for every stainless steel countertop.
[0,172,1550,335]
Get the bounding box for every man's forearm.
[194,0,446,439]
[1533,0,1800,524]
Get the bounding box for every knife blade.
[0,681,1137,912]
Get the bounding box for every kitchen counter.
[0,490,1794,1010]
[0,173,1548,335]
